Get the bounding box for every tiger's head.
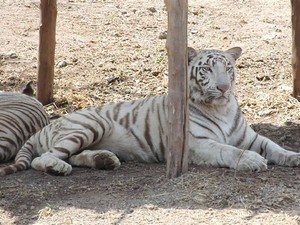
[188,47,242,106]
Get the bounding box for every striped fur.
[0,91,49,162]
[1,47,300,176]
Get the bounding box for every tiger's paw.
[69,150,121,170]
[234,151,268,172]
[285,153,300,167]
[31,153,72,176]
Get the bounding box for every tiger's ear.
[21,81,34,97]
[225,47,242,61]
[188,47,197,63]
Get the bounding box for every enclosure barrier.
[37,0,57,105]
[165,0,189,178]
[291,0,300,100]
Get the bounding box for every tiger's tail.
[0,161,29,176]
[0,135,37,176]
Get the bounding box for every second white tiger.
[1,47,300,176]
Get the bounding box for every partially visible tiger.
[1,47,300,176]
[0,84,49,162]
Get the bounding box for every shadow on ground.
[1,123,300,224]
[251,122,300,152]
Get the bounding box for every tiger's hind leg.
[31,152,72,175]
[30,139,82,175]
[69,150,121,170]
[31,132,98,175]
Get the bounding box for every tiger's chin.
[203,96,230,106]
[214,96,230,105]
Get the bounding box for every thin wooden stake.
[291,0,300,100]
[37,0,57,105]
[165,0,189,178]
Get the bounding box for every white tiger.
[0,83,49,162]
[1,47,299,176]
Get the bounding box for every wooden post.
[37,0,57,105]
[165,0,189,178]
[291,0,300,101]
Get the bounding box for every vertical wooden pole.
[165,0,189,178]
[291,0,300,100]
[37,0,57,105]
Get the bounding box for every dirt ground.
[1,0,300,224]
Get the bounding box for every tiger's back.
[0,92,49,162]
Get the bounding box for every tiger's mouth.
[216,95,228,100]
[203,94,230,105]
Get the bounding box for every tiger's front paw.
[234,151,268,172]
[285,153,300,167]
[31,153,72,176]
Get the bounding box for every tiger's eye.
[201,66,211,72]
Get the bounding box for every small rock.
[147,7,157,13]
[278,84,292,91]
[256,75,271,81]
[240,19,248,25]
[152,71,160,76]
[8,51,18,59]
[191,10,200,16]
[107,76,119,84]
[144,204,158,210]
[57,60,68,68]
[128,208,134,213]
[262,33,276,41]
[191,30,198,34]
[20,204,28,210]
[158,31,167,40]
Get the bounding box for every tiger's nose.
[217,84,230,93]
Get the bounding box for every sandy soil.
[0,0,299,224]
